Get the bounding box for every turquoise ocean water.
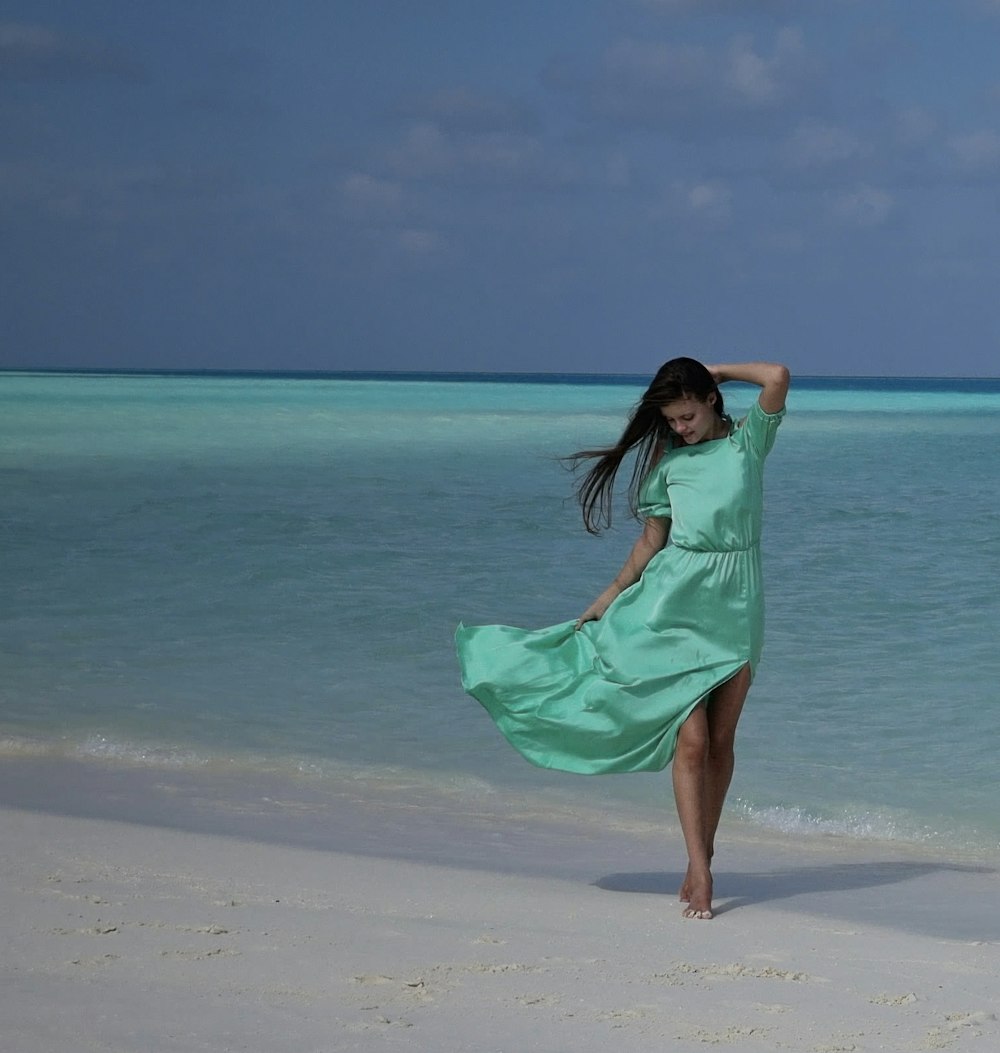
[2,370,999,860]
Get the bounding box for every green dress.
[456,399,785,775]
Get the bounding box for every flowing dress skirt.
[456,542,762,774]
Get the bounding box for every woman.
[456,358,789,919]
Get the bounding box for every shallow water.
[2,371,999,859]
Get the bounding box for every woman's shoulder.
[732,399,786,457]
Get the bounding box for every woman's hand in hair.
[705,362,790,414]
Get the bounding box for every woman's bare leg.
[672,704,713,917]
[703,665,751,859]
[674,665,752,918]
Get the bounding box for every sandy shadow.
[594,861,998,939]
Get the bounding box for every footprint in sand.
[515,993,559,1007]
[50,923,119,936]
[159,947,239,960]
[68,954,120,967]
[350,974,396,986]
[654,961,810,986]
[465,962,545,975]
[685,1025,771,1044]
[343,1016,413,1033]
[870,992,918,1006]
[924,1011,997,1049]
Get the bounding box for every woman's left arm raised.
[707,362,790,415]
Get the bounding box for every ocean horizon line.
[3,365,1000,387]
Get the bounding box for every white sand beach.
[2,763,998,1053]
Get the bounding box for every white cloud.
[726,35,779,106]
[830,185,894,227]
[385,121,575,189]
[397,228,443,256]
[949,129,1000,172]
[463,135,544,177]
[602,37,708,93]
[340,173,402,218]
[687,180,733,220]
[387,122,454,180]
[725,29,804,107]
[783,121,862,168]
[0,22,141,81]
[394,87,537,135]
[894,107,938,148]
[651,178,732,224]
[589,29,812,131]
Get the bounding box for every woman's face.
[660,393,719,445]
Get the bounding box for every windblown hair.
[567,357,725,535]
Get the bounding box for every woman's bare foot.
[679,853,713,904]
[681,870,713,920]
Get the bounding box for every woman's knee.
[706,668,751,742]
[676,710,709,764]
[707,738,736,766]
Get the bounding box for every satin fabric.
[456,399,785,774]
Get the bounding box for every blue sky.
[3,1,1000,376]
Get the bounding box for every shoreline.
[3,797,998,1052]
[2,753,997,942]
[3,731,998,864]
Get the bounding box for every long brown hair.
[567,357,725,535]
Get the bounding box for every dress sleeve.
[637,462,672,519]
[735,398,786,461]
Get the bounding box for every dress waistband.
[671,540,758,554]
